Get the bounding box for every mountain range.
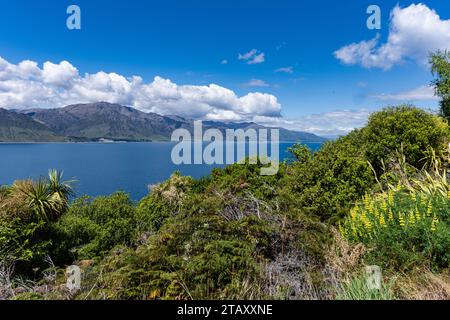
[0,102,327,143]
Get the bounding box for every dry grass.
[324,229,367,282]
[0,180,33,220]
[149,174,193,207]
[395,270,450,300]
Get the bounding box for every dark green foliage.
[0,217,50,268]
[282,132,375,222]
[50,192,137,263]
[0,171,73,275]
[2,105,449,300]
[136,173,194,233]
[84,204,273,299]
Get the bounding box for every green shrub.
[0,171,74,276]
[282,132,375,222]
[0,217,50,270]
[85,211,269,300]
[362,106,449,173]
[136,173,194,233]
[50,192,137,262]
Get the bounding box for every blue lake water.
[0,142,323,200]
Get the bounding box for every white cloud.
[42,61,78,86]
[220,59,228,65]
[255,109,371,136]
[0,56,378,136]
[238,49,265,64]
[243,79,270,87]
[275,66,294,74]
[373,85,438,101]
[335,4,450,69]
[0,56,281,122]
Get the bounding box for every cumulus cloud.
[255,109,371,136]
[335,3,450,69]
[0,56,281,122]
[373,85,438,101]
[238,49,265,64]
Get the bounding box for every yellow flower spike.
[399,215,405,228]
[408,212,415,226]
[396,182,402,192]
[415,209,421,223]
[447,190,450,200]
[431,217,439,232]
[380,200,387,212]
[379,214,386,227]
[427,202,433,216]
[388,191,394,206]
[388,209,394,222]
[364,194,370,208]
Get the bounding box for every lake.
[0,142,323,200]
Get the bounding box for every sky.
[0,0,449,136]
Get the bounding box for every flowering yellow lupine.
[379,214,386,227]
[388,191,394,206]
[399,215,405,227]
[408,212,415,226]
[431,217,439,232]
[380,199,388,212]
[427,202,433,216]
[364,194,370,207]
[415,209,421,223]
[341,187,447,242]
[388,209,394,222]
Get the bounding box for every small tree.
[430,50,450,121]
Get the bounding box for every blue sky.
[0,0,449,135]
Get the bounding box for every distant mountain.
[0,108,65,142]
[21,102,191,142]
[0,102,327,143]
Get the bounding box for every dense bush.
[50,192,137,263]
[136,173,194,233]
[361,106,450,173]
[0,172,73,275]
[1,105,450,300]
[282,132,375,222]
